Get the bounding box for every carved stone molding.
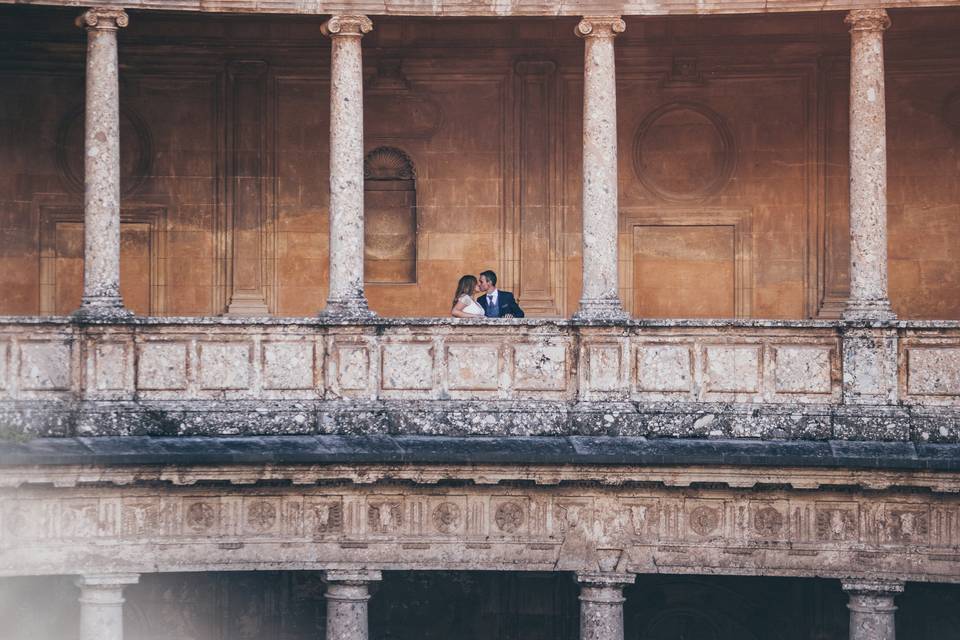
[75,8,129,31]
[632,102,735,202]
[841,581,905,597]
[321,15,373,38]
[575,16,626,39]
[844,9,891,33]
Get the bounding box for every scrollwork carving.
[844,9,891,33]
[75,8,129,31]
[576,16,626,39]
[322,15,373,38]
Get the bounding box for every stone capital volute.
[576,16,626,39]
[75,7,129,31]
[844,9,890,33]
[322,15,373,38]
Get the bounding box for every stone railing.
[1,317,959,441]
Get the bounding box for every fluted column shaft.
[320,15,375,319]
[844,9,895,321]
[76,573,139,640]
[75,8,131,320]
[323,570,381,640]
[576,572,635,640]
[843,580,903,640]
[574,16,628,321]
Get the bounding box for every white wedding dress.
[459,294,484,317]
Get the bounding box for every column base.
[573,299,630,322]
[843,299,896,322]
[73,297,134,322]
[318,297,378,321]
[226,292,270,316]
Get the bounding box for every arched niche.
[364,146,417,284]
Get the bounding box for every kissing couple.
[451,270,524,318]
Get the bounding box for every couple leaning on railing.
[450,269,525,319]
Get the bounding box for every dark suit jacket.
[477,290,524,318]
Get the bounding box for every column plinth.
[75,573,139,640]
[842,580,902,640]
[576,572,635,640]
[843,9,895,321]
[323,569,381,640]
[319,15,376,320]
[73,8,132,321]
[574,16,628,322]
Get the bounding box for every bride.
[451,275,484,318]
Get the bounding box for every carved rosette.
[75,8,129,31]
[321,14,373,38]
[576,16,626,39]
[844,9,891,33]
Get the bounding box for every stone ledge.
[2,434,959,472]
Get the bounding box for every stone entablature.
[2,318,960,440]
[2,459,960,581]
[1,0,959,16]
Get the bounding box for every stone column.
[842,580,903,640]
[319,15,376,319]
[74,8,132,320]
[574,16,628,321]
[75,573,139,640]
[323,569,381,640]
[576,572,635,640]
[844,9,895,321]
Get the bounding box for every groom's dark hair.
[480,270,497,286]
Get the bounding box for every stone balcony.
[2,316,960,443]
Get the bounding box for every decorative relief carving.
[575,16,626,39]
[246,500,278,532]
[185,502,216,532]
[307,500,343,536]
[321,15,373,37]
[368,501,403,534]
[883,508,929,543]
[432,502,462,534]
[688,504,722,537]
[495,502,525,533]
[633,102,735,202]
[75,7,129,30]
[815,505,858,542]
[844,8,891,33]
[751,506,785,538]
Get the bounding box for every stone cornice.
[5,0,960,17]
[845,8,892,32]
[75,7,129,31]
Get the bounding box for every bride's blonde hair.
[452,275,478,309]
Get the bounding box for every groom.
[477,270,524,318]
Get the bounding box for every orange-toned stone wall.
[0,7,958,319]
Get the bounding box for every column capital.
[576,16,626,39]
[75,8,129,31]
[844,9,890,33]
[323,569,383,584]
[575,572,635,604]
[75,573,140,588]
[842,580,904,597]
[322,15,373,38]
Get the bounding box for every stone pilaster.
[576,572,635,640]
[75,573,139,640]
[319,15,376,319]
[74,8,132,321]
[842,580,903,640]
[573,16,628,321]
[843,9,894,321]
[323,570,381,640]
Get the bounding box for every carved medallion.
[752,506,784,538]
[688,505,721,536]
[246,500,277,532]
[432,502,461,534]
[55,105,153,197]
[633,102,735,202]
[185,502,216,532]
[886,509,929,542]
[495,502,525,533]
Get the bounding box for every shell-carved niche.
[364,146,417,284]
[633,101,735,202]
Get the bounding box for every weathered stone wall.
[1,8,959,319]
